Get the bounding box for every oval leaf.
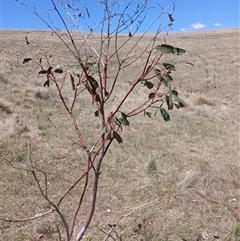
[144,80,154,89]
[167,82,173,110]
[38,70,48,75]
[173,47,186,55]
[155,44,174,54]
[54,68,63,73]
[88,76,99,90]
[154,68,161,75]
[121,112,129,126]
[113,131,123,144]
[172,94,184,107]
[160,77,169,87]
[94,110,99,117]
[174,103,181,109]
[163,63,175,71]
[148,92,155,99]
[160,107,170,122]
[107,131,123,144]
[166,95,173,110]
[115,117,122,126]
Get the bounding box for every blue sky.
[1,0,239,32]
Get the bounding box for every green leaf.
[173,47,186,55]
[174,103,181,109]
[43,80,50,87]
[166,82,173,110]
[160,77,169,87]
[121,112,129,126]
[109,131,123,144]
[155,44,186,56]
[104,90,109,97]
[155,44,174,54]
[95,94,101,102]
[166,73,173,81]
[70,74,75,91]
[144,111,152,118]
[172,93,184,107]
[148,92,155,99]
[23,58,32,64]
[54,68,63,74]
[88,76,99,90]
[86,62,96,68]
[115,117,122,126]
[154,68,161,75]
[47,66,53,74]
[144,80,154,89]
[154,68,169,86]
[94,110,99,117]
[172,90,179,96]
[162,63,175,71]
[38,70,48,74]
[166,95,173,110]
[168,13,174,22]
[160,107,170,122]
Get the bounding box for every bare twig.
[194,191,240,222]
[0,209,54,223]
[27,141,71,241]
[103,198,163,241]
[0,154,31,172]
[69,153,90,239]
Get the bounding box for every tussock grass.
[194,96,216,106]
[0,28,239,240]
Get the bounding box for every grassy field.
[0,28,239,241]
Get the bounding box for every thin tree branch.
[194,191,240,222]
[0,209,54,223]
[69,152,90,239]
[27,141,71,241]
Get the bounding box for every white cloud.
[180,28,186,31]
[190,22,207,29]
[214,23,223,27]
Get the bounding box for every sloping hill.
[0,28,239,240]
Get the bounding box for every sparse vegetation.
[195,96,215,106]
[148,158,158,175]
[233,225,240,241]
[0,1,239,240]
[0,101,12,114]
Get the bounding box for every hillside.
[0,28,239,241]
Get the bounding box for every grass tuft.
[35,90,50,99]
[194,96,215,106]
[233,225,240,241]
[148,158,157,174]
[0,101,12,114]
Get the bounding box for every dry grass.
[0,28,239,241]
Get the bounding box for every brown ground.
[0,28,239,241]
